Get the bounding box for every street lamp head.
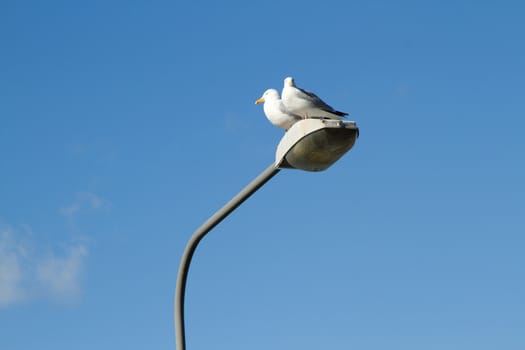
[276,119,359,172]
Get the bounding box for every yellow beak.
[255,97,265,105]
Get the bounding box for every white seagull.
[281,77,348,119]
[255,89,302,130]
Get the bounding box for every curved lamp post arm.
[174,119,359,350]
[175,163,281,350]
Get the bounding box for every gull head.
[284,77,295,87]
[255,89,280,104]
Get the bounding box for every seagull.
[255,89,302,130]
[281,77,348,119]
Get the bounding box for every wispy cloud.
[60,192,110,218]
[0,228,26,305]
[394,82,410,97]
[0,225,89,307]
[0,192,109,307]
[37,244,88,300]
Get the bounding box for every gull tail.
[323,109,349,117]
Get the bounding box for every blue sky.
[1,1,524,349]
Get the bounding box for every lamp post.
[175,119,359,350]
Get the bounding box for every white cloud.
[0,191,108,307]
[0,225,89,307]
[37,244,88,300]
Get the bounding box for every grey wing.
[297,87,337,111]
[297,87,348,116]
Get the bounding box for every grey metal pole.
[175,163,281,350]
